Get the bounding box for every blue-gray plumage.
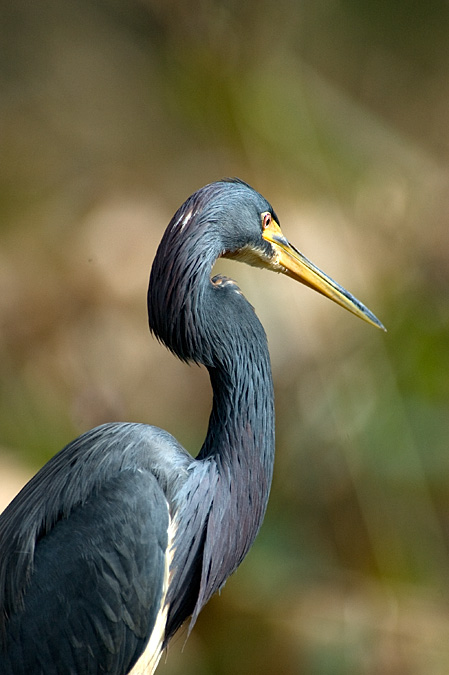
[0,179,384,674]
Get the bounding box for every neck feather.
[192,326,275,605]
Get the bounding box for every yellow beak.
[262,217,385,331]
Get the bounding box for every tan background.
[1,1,449,673]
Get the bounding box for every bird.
[0,179,384,674]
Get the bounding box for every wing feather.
[1,468,169,675]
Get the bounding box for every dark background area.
[1,1,449,673]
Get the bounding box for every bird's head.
[148,179,384,363]
[207,179,385,330]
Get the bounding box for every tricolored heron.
[0,179,384,674]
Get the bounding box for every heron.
[0,179,384,674]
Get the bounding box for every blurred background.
[1,1,449,673]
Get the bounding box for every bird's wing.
[1,467,169,675]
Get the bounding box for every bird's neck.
[201,345,275,550]
[162,279,276,640]
[149,217,276,638]
[185,297,276,623]
[200,347,275,479]
[197,273,276,491]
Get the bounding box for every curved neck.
[164,289,276,640]
[148,204,276,507]
[148,209,276,639]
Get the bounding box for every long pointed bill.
[262,217,385,331]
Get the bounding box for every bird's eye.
[262,212,272,230]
